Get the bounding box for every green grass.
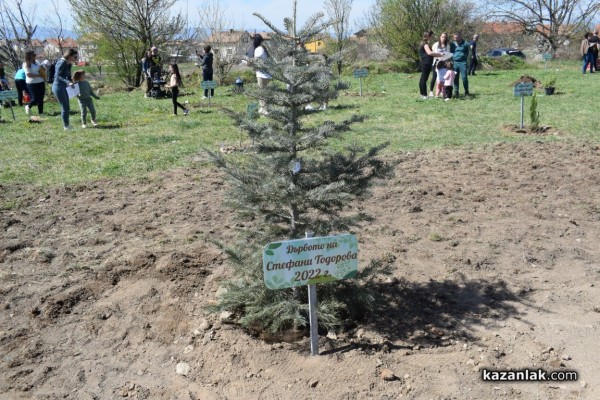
[0,61,596,186]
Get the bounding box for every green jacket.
[77,80,99,101]
[451,40,470,63]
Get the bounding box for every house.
[77,33,101,64]
[43,38,79,60]
[305,38,326,53]
[205,29,252,58]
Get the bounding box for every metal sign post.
[353,69,368,96]
[304,232,319,356]
[0,90,18,120]
[513,83,534,129]
[200,80,218,106]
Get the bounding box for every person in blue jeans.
[52,49,78,130]
[450,33,470,97]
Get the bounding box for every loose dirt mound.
[1,140,599,399]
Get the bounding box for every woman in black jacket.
[201,45,214,98]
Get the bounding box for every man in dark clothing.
[468,34,479,76]
[451,33,470,97]
[588,32,599,72]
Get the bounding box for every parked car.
[485,48,526,59]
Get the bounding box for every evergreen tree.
[211,0,393,334]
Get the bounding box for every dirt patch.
[1,140,599,399]
[502,124,558,135]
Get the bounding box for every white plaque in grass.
[263,234,358,289]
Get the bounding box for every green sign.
[513,82,534,97]
[353,68,368,78]
[263,234,358,290]
[247,102,258,119]
[0,90,17,101]
[543,53,552,61]
[201,80,217,89]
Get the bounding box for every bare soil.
[1,140,599,400]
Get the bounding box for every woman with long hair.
[23,50,46,117]
[418,32,442,100]
[166,63,188,116]
[52,48,78,130]
[430,32,450,96]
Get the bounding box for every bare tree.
[0,0,37,71]
[69,0,185,86]
[44,0,68,59]
[491,0,600,53]
[196,0,247,84]
[324,0,353,75]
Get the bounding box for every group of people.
[3,49,99,129]
[581,31,599,74]
[419,31,479,100]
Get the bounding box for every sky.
[17,0,375,35]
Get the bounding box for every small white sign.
[263,234,358,290]
[66,83,80,99]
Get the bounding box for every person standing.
[14,68,28,107]
[165,63,189,116]
[581,33,594,74]
[253,34,272,115]
[23,51,46,117]
[430,32,450,97]
[72,70,100,128]
[450,32,470,97]
[144,46,162,97]
[52,48,78,130]
[200,45,214,99]
[468,34,480,76]
[587,31,599,72]
[418,31,442,100]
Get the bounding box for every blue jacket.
[52,58,72,88]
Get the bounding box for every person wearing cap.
[143,46,162,97]
[23,50,46,117]
[468,34,480,76]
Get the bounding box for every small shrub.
[529,93,540,130]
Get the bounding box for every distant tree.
[0,0,37,71]
[370,0,479,67]
[324,0,354,75]
[44,0,68,58]
[210,0,393,334]
[196,0,246,84]
[68,0,185,86]
[490,0,600,53]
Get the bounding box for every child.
[72,70,100,128]
[435,60,447,98]
[165,63,188,116]
[443,61,456,101]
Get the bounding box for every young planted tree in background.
[325,0,354,75]
[210,0,393,334]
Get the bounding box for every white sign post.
[263,233,358,355]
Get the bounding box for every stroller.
[148,66,170,99]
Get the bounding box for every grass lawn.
[0,60,596,186]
